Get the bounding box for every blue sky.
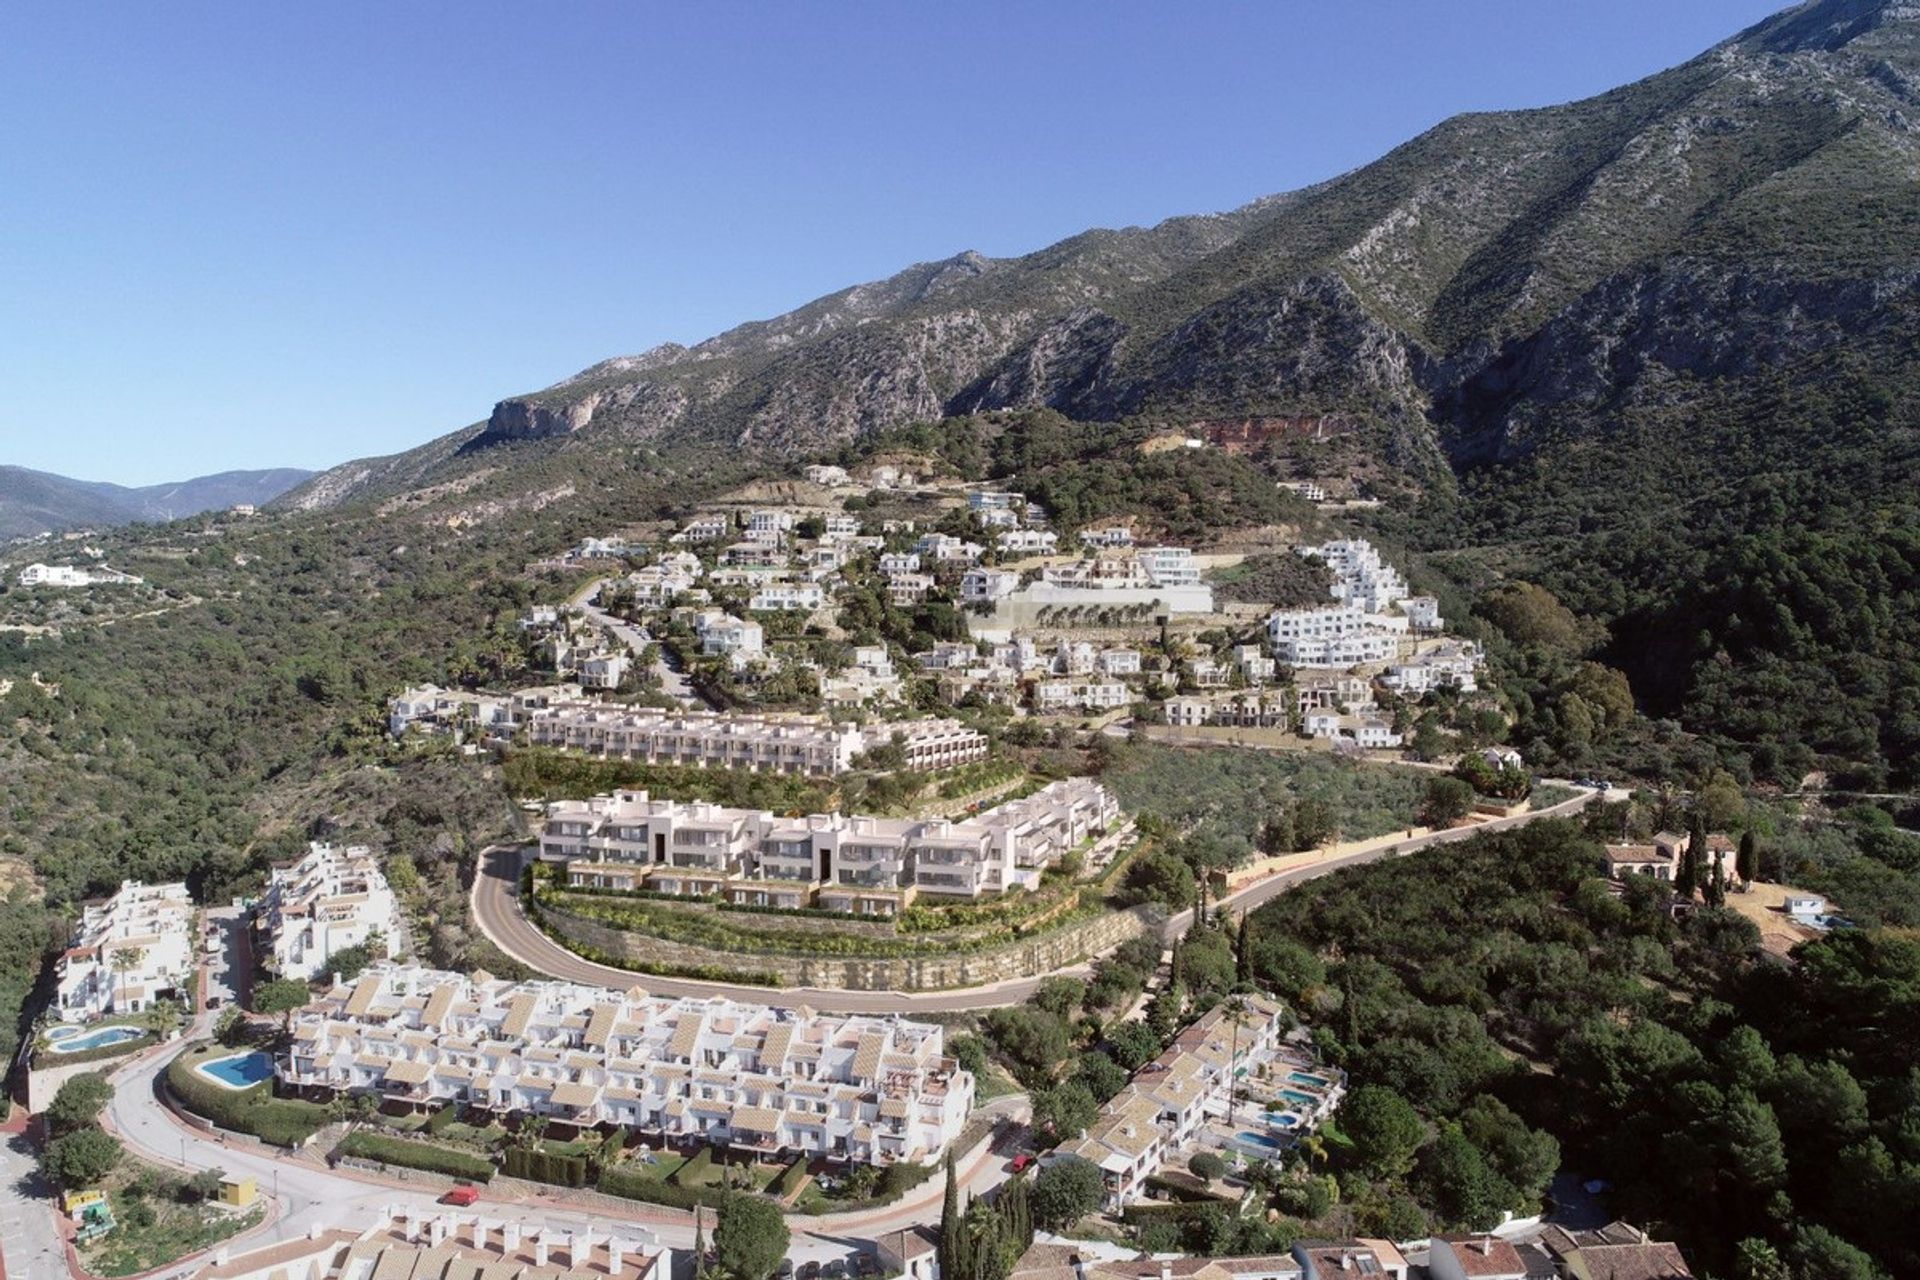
[1,1,1787,485]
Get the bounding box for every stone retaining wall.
[538,900,1162,991]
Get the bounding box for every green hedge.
[599,1165,731,1211]
[164,1047,328,1148]
[768,1157,810,1199]
[1120,1200,1221,1224]
[340,1131,495,1182]
[35,1029,159,1068]
[425,1103,461,1136]
[503,1146,588,1187]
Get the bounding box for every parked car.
[1010,1153,1034,1173]
[799,1263,821,1280]
[441,1184,481,1207]
[824,1260,849,1279]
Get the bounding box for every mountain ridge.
[0,465,316,539]
[282,0,1920,512]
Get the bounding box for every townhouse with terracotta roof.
[1429,1234,1529,1280]
[189,1211,671,1280]
[54,880,195,1021]
[1293,1240,1409,1280]
[521,705,984,776]
[258,842,402,982]
[282,963,973,1166]
[546,777,1122,915]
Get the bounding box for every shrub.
[1188,1151,1228,1182]
[503,1146,588,1187]
[46,1072,114,1137]
[164,1045,328,1148]
[425,1102,461,1136]
[339,1132,494,1182]
[599,1165,731,1211]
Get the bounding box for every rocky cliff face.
[288,0,1920,509]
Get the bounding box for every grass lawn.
[974,1066,1023,1103]
[672,1148,779,1191]
[78,1158,264,1279]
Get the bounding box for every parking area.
[202,904,249,1013]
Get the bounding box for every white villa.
[547,778,1123,915]
[54,881,195,1021]
[259,843,402,982]
[18,563,142,588]
[283,963,975,1165]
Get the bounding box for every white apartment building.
[1293,671,1374,714]
[823,513,862,539]
[1034,680,1131,714]
[1234,643,1278,684]
[996,529,1058,555]
[968,491,1021,513]
[283,964,974,1166]
[1300,539,1410,613]
[1162,690,1292,731]
[189,1214,671,1280]
[1078,526,1134,549]
[1381,640,1482,695]
[1137,546,1202,588]
[18,563,142,587]
[548,777,1122,912]
[1401,595,1444,630]
[54,881,195,1022]
[577,654,631,691]
[961,568,1020,603]
[624,564,698,606]
[1187,659,1231,688]
[260,843,402,982]
[1098,647,1142,676]
[1278,480,1327,503]
[916,534,984,563]
[744,510,795,543]
[1302,710,1403,749]
[886,572,935,605]
[748,582,825,612]
[805,464,851,486]
[523,706,984,776]
[975,507,1021,530]
[693,610,764,659]
[1272,630,1400,668]
[1051,995,1289,1210]
[879,552,921,574]
[671,515,731,544]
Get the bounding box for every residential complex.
[282,964,975,1165]
[54,880,194,1022]
[17,563,143,587]
[258,842,403,982]
[189,1213,670,1280]
[1049,994,1344,1210]
[547,777,1124,915]
[523,706,985,776]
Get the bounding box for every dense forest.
[1242,817,1918,1280]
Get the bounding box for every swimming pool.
[44,1024,146,1055]
[1287,1071,1332,1089]
[1234,1130,1286,1154]
[1269,1113,1301,1129]
[1278,1087,1320,1107]
[196,1051,274,1090]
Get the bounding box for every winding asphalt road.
[471,783,1601,1014]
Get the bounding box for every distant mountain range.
[0,466,316,540]
[285,0,1920,510]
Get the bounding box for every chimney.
[406,1212,422,1241]
[1160,1261,1173,1280]
[534,1232,550,1267]
[309,1222,325,1240]
[429,1217,448,1248]
[503,1222,522,1253]
[471,1215,489,1247]
[1340,1254,1354,1273]
[1478,1236,1493,1256]
[609,1238,627,1276]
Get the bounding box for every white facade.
[285,963,974,1167]
[260,843,402,982]
[548,777,1121,908]
[694,610,764,658]
[961,568,1020,603]
[748,582,825,612]
[17,563,141,587]
[577,654,631,690]
[523,706,984,776]
[1137,546,1202,588]
[55,881,195,1021]
[1034,680,1131,714]
[995,529,1058,555]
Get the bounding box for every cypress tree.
[692,1206,708,1280]
[1737,830,1759,885]
[1706,853,1727,908]
[939,1150,972,1280]
[1234,917,1253,985]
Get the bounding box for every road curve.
[471,785,1600,1014]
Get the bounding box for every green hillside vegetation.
[1243,817,1919,1279]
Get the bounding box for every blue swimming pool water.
[1269,1114,1301,1129]
[1287,1071,1332,1088]
[198,1051,274,1089]
[1235,1130,1285,1152]
[1278,1087,1320,1106]
[45,1024,145,1054]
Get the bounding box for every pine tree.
[1737,829,1759,886]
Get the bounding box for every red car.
[1010,1154,1035,1174]
[441,1185,481,1206]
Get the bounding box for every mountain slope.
[0,465,316,538]
[289,0,1920,510]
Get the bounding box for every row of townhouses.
[258,843,403,981]
[545,777,1124,915]
[54,880,195,1021]
[190,1213,669,1280]
[523,706,987,776]
[282,964,974,1166]
[1049,993,1295,1210]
